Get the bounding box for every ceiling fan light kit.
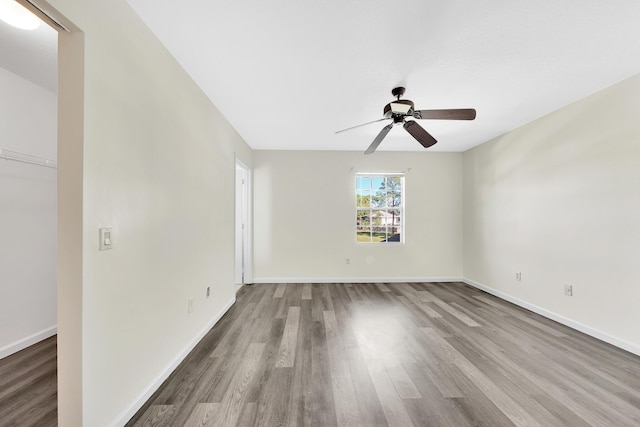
[336,87,476,154]
[388,101,414,115]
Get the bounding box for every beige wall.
[253,150,463,282]
[463,73,640,354]
[50,0,252,425]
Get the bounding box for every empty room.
[1,0,639,426]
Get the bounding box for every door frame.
[235,159,252,285]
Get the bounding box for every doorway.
[0,0,58,359]
[0,1,85,424]
[235,159,252,287]
[0,1,62,424]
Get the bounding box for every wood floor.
[0,335,57,427]
[127,282,640,426]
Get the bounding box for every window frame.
[355,172,405,244]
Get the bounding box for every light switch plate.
[99,228,113,251]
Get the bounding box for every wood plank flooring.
[0,336,57,427]
[127,282,640,426]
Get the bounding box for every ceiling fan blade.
[335,118,390,134]
[403,120,437,148]
[414,108,476,120]
[364,124,394,154]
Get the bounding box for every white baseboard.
[251,276,463,284]
[111,295,237,427]
[0,326,57,360]
[463,278,640,357]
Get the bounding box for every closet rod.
[0,148,57,169]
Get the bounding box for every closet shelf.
[0,148,57,169]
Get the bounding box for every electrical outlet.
[188,298,194,313]
[515,272,522,281]
[206,286,210,298]
[345,258,351,265]
[564,285,573,296]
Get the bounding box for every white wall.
[49,0,253,425]
[0,67,57,358]
[463,73,640,354]
[253,150,463,282]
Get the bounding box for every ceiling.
[126,0,640,152]
[0,8,57,93]
[3,1,640,152]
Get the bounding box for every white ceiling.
[127,0,640,152]
[0,10,57,92]
[3,2,640,153]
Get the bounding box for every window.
[356,173,404,243]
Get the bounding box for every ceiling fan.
[335,87,476,154]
